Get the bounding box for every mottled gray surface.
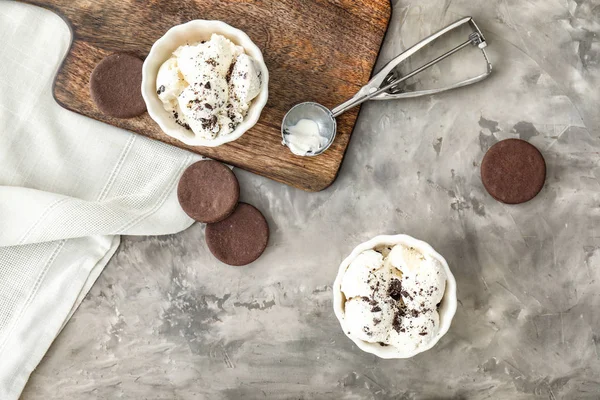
[22,0,600,398]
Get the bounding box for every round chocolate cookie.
[205,203,269,266]
[178,160,240,223]
[89,53,146,118]
[481,138,546,204]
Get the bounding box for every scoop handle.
[331,16,492,117]
[331,36,475,117]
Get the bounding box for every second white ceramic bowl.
[141,20,269,147]
[333,234,457,359]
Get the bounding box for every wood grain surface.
[18,0,391,191]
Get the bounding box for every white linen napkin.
[0,2,199,398]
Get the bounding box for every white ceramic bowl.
[333,234,457,359]
[141,20,269,147]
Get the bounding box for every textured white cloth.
[0,2,199,398]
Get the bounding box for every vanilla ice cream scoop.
[176,34,242,80]
[388,309,440,351]
[344,297,395,343]
[177,74,229,139]
[283,119,329,156]
[386,244,446,311]
[156,57,187,105]
[229,53,262,104]
[340,250,386,299]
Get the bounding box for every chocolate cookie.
[205,203,269,266]
[481,138,546,204]
[89,53,146,118]
[177,160,240,223]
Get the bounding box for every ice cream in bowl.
[333,234,457,359]
[142,20,269,147]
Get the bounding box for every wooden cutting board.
[19,0,391,192]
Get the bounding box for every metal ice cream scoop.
[281,16,492,157]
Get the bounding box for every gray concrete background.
[22,0,600,398]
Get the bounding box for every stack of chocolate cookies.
[177,160,269,266]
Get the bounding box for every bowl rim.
[332,234,457,359]
[141,19,269,147]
